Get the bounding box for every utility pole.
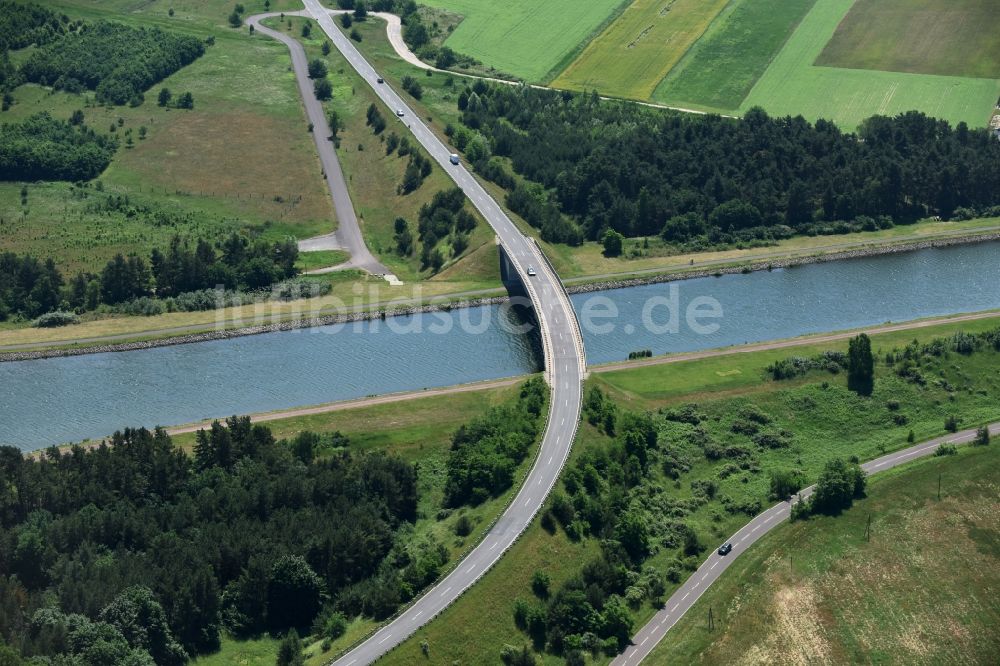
[938,473,942,500]
[708,607,714,631]
[865,513,871,542]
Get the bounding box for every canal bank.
[3,231,999,362]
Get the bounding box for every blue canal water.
[1,241,998,449]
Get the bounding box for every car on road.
[396,109,405,117]
[526,266,537,276]
[717,542,733,556]
[376,77,384,84]
[449,153,460,165]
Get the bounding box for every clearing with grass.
[649,443,1000,664]
[551,0,728,101]
[419,0,625,82]
[816,0,1000,79]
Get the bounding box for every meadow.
[652,0,816,113]
[1,0,336,272]
[739,0,1000,130]
[380,318,1000,664]
[816,0,1000,79]
[649,443,1000,664]
[418,0,625,82]
[551,0,729,101]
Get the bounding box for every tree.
[228,11,242,28]
[301,22,311,38]
[275,629,304,666]
[340,13,352,28]
[602,229,624,257]
[322,40,331,55]
[600,595,633,648]
[267,556,322,631]
[176,92,194,109]
[353,1,368,19]
[307,58,327,79]
[847,333,874,396]
[100,586,188,666]
[158,87,172,107]
[313,78,332,101]
[810,458,866,515]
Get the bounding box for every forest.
[0,377,548,664]
[0,233,299,322]
[0,1,69,53]
[455,84,1000,246]
[0,421,418,663]
[0,112,116,181]
[19,20,205,106]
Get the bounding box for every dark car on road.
[717,542,733,556]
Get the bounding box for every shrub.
[33,310,79,327]
[974,426,990,446]
[935,443,958,456]
[944,415,960,433]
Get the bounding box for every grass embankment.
[383,320,1000,664]
[551,0,729,102]
[649,443,1000,664]
[1,0,333,274]
[816,0,1000,79]
[417,0,624,83]
[176,379,531,665]
[739,0,1000,130]
[652,0,817,113]
[262,15,500,285]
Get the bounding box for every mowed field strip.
[817,0,1000,79]
[652,0,817,113]
[551,0,729,100]
[740,0,1000,129]
[419,0,624,82]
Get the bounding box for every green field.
[551,0,729,101]
[383,320,1000,664]
[0,0,336,273]
[817,0,1000,79]
[419,0,625,82]
[652,0,817,113]
[649,443,1000,664]
[740,0,1000,129]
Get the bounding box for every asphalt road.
[247,12,390,276]
[299,1,587,663]
[613,422,999,665]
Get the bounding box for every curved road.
[247,12,390,276]
[298,1,587,663]
[614,422,999,665]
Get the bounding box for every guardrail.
[532,238,587,377]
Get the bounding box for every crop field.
[740,0,1000,130]
[652,0,817,113]
[816,0,1000,79]
[650,443,1000,664]
[551,0,729,101]
[419,0,625,82]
